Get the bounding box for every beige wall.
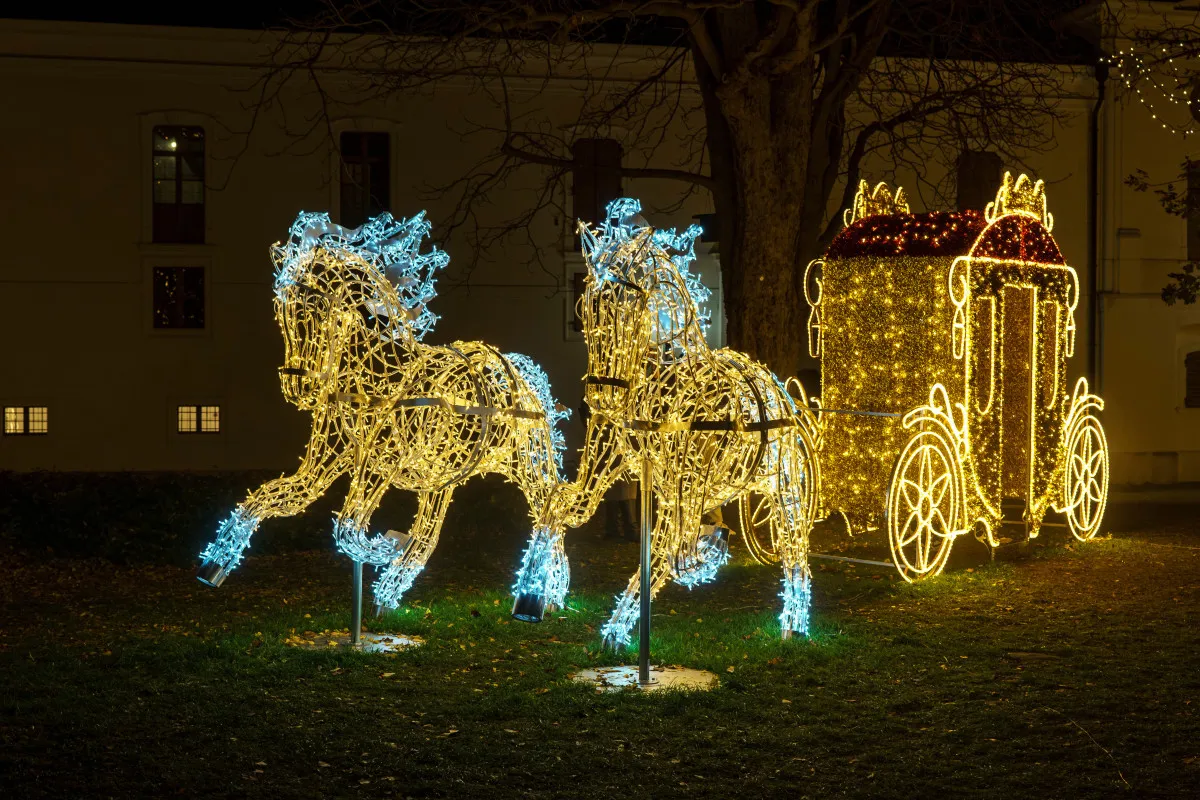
[1100,81,1200,483]
[2,19,1196,484]
[0,21,719,471]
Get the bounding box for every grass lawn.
[0,493,1196,798]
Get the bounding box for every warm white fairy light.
[807,174,1110,582]
[197,211,571,614]
[1102,47,1198,137]
[527,198,823,646]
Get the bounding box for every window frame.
[152,265,207,330]
[151,125,206,244]
[3,406,49,436]
[339,131,391,228]
[571,138,623,244]
[1185,351,1200,409]
[177,404,221,434]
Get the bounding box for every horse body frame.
[197,212,569,613]
[548,201,821,646]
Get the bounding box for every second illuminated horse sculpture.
[196,212,571,614]
[513,199,822,646]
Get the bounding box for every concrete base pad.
[283,629,424,653]
[572,665,718,692]
[357,631,423,653]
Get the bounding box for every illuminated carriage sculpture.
[748,174,1109,581]
[512,199,822,647]
[196,212,571,614]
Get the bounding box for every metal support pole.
[639,454,653,686]
[351,559,363,647]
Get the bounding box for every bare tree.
[255,1,1084,376]
[1107,2,1200,305]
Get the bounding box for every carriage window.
[1186,351,1200,408]
[153,267,206,329]
[973,297,995,413]
[3,406,48,435]
[152,126,205,243]
[178,405,220,433]
[572,138,623,233]
[957,151,1003,212]
[340,132,390,228]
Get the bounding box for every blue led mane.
[273,211,450,341]
[580,198,711,338]
[504,352,571,479]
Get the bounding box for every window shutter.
[1186,351,1200,408]
[1187,159,1199,263]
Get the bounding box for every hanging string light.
[1102,47,1198,137]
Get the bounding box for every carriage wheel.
[1063,415,1109,542]
[887,430,962,582]
[739,492,780,565]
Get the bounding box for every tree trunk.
[695,47,813,379]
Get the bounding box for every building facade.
[1,13,1198,483]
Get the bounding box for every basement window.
[3,406,48,435]
[178,405,220,433]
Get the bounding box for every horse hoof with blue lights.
[196,211,571,617]
[531,198,823,648]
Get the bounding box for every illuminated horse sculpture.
[196,211,571,614]
[511,199,822,646]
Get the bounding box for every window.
[340,132,391,228]
[153,266,205,329]
[571,271,586,333]
[572,138,623,232]
[4,406,48,435]
[1186,351,1200,408]
[152,126,205,243]
[178,405,220,433]
[957,150,1003,212]
[1187,159,1199,263]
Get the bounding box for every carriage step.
[995,499,1030,545]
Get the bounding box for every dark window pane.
[339,132,390,228]
[181,154,203,179]
[957,151,1003,212]
[181,181,204,204]
[572,138,623,235]
[153,266,206,329]
[154,181,175,204]
[152,126,205,243]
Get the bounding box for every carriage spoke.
[930,470,950,507]
[898,509,923,547]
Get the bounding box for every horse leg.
[197,422,346,586]
[330,460,405,569]
[551,413,626,529]
[599,497,676,650]
[511,415,624,622]
[671,490,730,589]
[511,525,570,623]
[776,442,817,639]
[372,488,453,613]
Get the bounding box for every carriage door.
[1000,286,1036,501]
